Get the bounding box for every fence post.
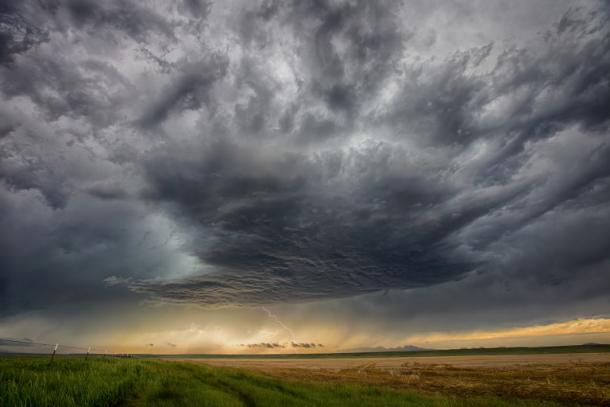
[49,343,58,364]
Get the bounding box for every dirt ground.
[172,353,610,406]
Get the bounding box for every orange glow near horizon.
[104,317,610,354]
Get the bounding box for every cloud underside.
[0,0,609,313]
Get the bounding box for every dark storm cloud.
[135,135,476,304]
[85,182,129,201]
[0,48,127,126]
[61,0,175,42]
[1,0,609,329]
[137,56,229,128]
[179,0,212,19]
[0,11,47,65]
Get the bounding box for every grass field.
[0,356,574,407]
[150,344,610,360]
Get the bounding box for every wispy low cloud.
[240,343,285,349]
[291,342,323,349]
[239,342,324,349]
[0,338,34,347]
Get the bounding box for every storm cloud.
[1,0,609,330]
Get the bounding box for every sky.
[1,0,610,354]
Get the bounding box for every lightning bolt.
[261,306,297,343]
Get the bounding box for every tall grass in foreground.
[0,356,565,407]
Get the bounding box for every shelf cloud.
[1,0,609,339]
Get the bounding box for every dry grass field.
[182,352,610,369]
[179,353,610,406]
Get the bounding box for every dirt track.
[173,352,610,370]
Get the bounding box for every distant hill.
[339,345,428,353]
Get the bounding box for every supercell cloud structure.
[1,0,610,318]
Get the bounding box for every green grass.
[0,356,569,407]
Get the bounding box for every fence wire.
[0,337,132,358]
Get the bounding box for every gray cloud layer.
[1,0,609,324]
